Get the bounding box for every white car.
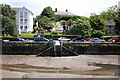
[58,37,71,41]
[90,38,105,42]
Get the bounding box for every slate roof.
[104,20,115,26]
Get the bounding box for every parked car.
[86,37,93,41]
[58,37,71,41]
[71,36,84,42]
[90,38,105,42]
[108,37,119,42]
[0,38,4,42]
[34,37,49,41]
[9,37,25,42]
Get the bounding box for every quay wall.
[2,42,120,55]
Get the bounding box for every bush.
[91,30,105,38]
[51,31,60,35]
[44,34,52,39]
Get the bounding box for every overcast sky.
[0,0,120,17]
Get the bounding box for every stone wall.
[2,42,52,55]
[2,42,120,55]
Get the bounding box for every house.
[12,7,34,33]
[54,8,75,21]
[118,1,120,11]
[104,20,116,35]
[54,21,70,32]
[54,8,74,31]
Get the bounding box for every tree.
[31,26,39,33]
[68,18,92,37]
[41,6,55,21]
[34,6,55,33]
[100,5,118,20]
[1,4,17,36]
[61,20,66,33]
[91,30,104,38]
[68,19,73,26]
[100,5,120,35]
[39,16,55,31]
[114,12,120,34]
[90,15,106,31]
[58,15,89,21]
[90,15,106,37]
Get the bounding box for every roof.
[12,7,34,15]
[55,11,75,15]
[104,20,115,26]
[12,8,20,11]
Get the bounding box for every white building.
[119,1,120,11]
[12,7,34,33]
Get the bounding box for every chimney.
[66,9,68,12]
[55,8,57,12]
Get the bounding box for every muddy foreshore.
[1,55,119,78]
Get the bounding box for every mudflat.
[1,55,119,78]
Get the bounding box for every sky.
[0,0,120,17]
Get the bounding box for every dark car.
[34,37,49,41]
[108,37,119,42]
[9,37,25,42]
[71,36,84,42]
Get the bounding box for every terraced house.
[12,7,34,34]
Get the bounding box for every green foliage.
[91,30,104,38]
[74,44,89,47]
[51,31,60,35]
[101,44,120,47]
[20,32,35,38]
[1,4,18,36]
[34,6,55,32]
[114,12,120,34]
[90,15,106,37]
[68,19,73,26]
[41,6,55,21]
[39,16,55,31]
[60,20,66,32]
[90,15,106,31]
[59,15,89,21]
[100,5,120,35]
[103,35,119,38]
[100,5,118,20]
[31,26,39,33]
[44,34,52,39]
[68,18,92,37]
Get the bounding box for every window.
[24,19,27,24]
[20,19,23,24]
[20,12,23,17]
[24,12,27,17]
[20,12,23,15]
[25,19,27,21]
[20,26,23,30]
[20,19,23,21]
[20,22,23,24]
[25,26,27,30]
